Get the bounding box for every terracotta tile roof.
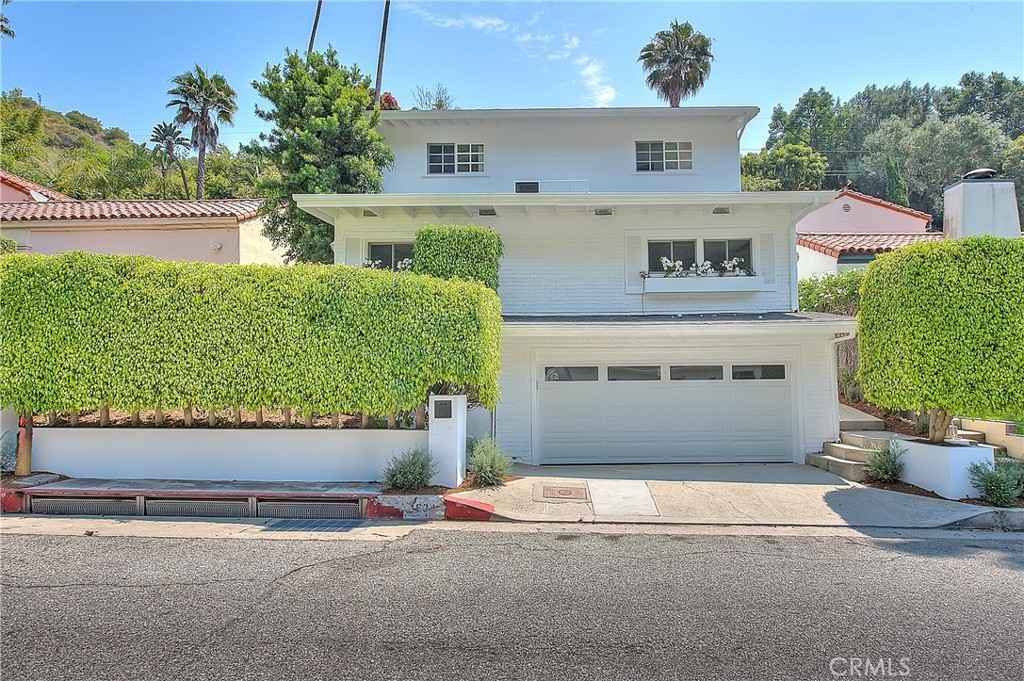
[0,199,264,223]
[0,169,74,202]
[838,187,933,221]
[797,232,944,258]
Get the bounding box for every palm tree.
[307,0,323,55]
[638,20,714,107]
[373,0,391,107]
[150,122,192,199]
[1,0,15,39]
[167,66,237,199]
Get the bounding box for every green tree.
[249,47,394,263]
[150,122,191,199]
[638,20,713,107]
[1,0,14,39]
[864,114,1009,220]
[167,65,238,200]
[939,71,1024,140]
[884,155,909,207]
[740,142,827,191]
[1000,135,1024,227]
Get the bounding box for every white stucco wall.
[32,429,430,483]
[5,223,241,263]
[797,196,928,234]
[380,114,745,194]
[494,327,843,465]
[796,245,839,280]
[943,180,1022,238]
[238,217,288,265]
[334,204,803,315]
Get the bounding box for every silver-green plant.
[468,437,513,487]
[381,446,437,490]
[862,439,905,483]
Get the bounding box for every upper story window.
[635,141,693,172]
[427,143,484,174]
[367,242,414,271]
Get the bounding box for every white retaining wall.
[32,428,435,485]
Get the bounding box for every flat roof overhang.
[502,312,858,338]
[294,191,838,225]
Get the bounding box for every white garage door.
[538,361,795,464]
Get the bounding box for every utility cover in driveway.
[542,485,589,500]
[588,480,659,516]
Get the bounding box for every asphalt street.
[1,527,1022,680]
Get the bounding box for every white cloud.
[573,55,617,107]
[403,3,510,33]
[514,31,553,44]
[548,34,580,60]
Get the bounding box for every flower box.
[642,276,768,293]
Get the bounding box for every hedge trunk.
[15,411,32,476]
[928,408,954,444]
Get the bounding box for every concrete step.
[824,441,875,463]
[974,442,1008,455]
[807,453,867,482]
[840,431,893,451]
[953,429,986,443]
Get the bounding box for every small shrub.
[996,458,1024,492]
[915,412,930,436]
[798,269,865,315]
[0,236,16,255]
[862,440,905,483]
[468,437,512,487]
[967,461,1024,507]
[381,446,437,490]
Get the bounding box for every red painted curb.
[364,499,404,520]
[0,489,25,514]
[444,496,494,521]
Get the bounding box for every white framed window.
[636,141,692,172]
[367,242,414,270]
[647,240,696,273]
[646,238,753,273]
[428,143,484,174]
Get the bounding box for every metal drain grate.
[145,499,251,518]
[31,497,139,516]
[264,519,366,532]
[542,485,589,500]
[257,500,361,519]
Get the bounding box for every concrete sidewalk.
[450,463,1006,529]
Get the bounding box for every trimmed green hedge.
[859,236,1024,419]
[0,252,502,414]
[798,269,865,315]
[0,236,16,255]
[413,224,503,290]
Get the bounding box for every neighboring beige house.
[0,169,74,202]
[796,188,934,279]
[0,198,286,265]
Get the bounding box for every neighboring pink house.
[796,188,934,279]
[0,169,74,203]
[0,199,286,265]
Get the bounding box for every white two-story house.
[296,107,857,466]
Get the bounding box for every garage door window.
[545,366,598,382]
[732,364,786,380]
[670,365,724,381]
[607,366,661,381]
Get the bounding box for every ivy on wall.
[0,252,502,415]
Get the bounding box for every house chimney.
[942,169,1021,238]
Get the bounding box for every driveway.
[451,463,993,528]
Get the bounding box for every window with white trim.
[427,143,484,174]
[646,238,753,274]
[635,141,693,172]
[367,242,414,270]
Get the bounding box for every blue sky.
[2,1,1022,151]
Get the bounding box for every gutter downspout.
[829,327,858,443]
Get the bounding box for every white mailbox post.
[428,394,467,488]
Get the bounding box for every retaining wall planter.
[899,439,993,500]
[32,428,430,484]
[960,418,1024,459]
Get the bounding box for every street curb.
[444,495,497,521]
[942,508,1024,531]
